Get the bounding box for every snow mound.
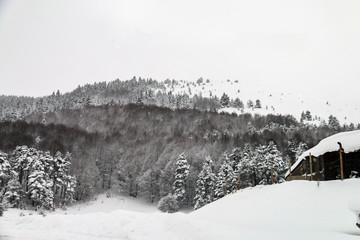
[1,180,360,239]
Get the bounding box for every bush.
[157,194,179,213]
[0,203,4,217]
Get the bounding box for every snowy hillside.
[164,79,359,125]
[1,180,360,240]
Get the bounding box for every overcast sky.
[0,0,360,103]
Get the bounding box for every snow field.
[1,180,360,240]
[165,79,360,124]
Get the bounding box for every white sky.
[0,0,360,103]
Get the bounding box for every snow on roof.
[286,130,360,177]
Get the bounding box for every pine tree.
[228,148,242,191]
[233,98,244,109]
[139,169,160,203]
[2,178,22,208]
[173,153,190,205]
[194,157,215,210]
[255,99,262,109]
[63,175,76,205]
[159,161,175,198]
[220,93,230,108]
[237,144,256,188]
[328,115,340,129]
[300,111,306,123]
[11,146,39,187]
[214,155,234,199]
[295,142,308,160]
[0,151,12,189]
[27,158,54,209]
[255,142,287,185]
[229,148,242,171]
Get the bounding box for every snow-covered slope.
[165,79,359,125]
[1,180,360,240]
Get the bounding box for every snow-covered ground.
[1,180,360,240]
[164,79,360,125]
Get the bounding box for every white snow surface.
[163,79,360,125]
[2,180,360,240]
[287,130,360,176]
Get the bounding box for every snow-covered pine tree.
[287,140,297,161]
[0,151,12,189]
[233,98,244,109]
[52,151,63,196]
[2,178,22,208]
[60,152,76,204]
[328,115,340,129]
[173,153,190,205]
[287,141,308,164]
[194,156,216,210]
[27,157,54,209]
[214,154,234,200]
[295,142,308,160]
[255,142,287,185]
[228,148,242,191]
[237,144,256,188]
[11,146,39,188]
[63,175,76,205]
[266,141,287,183]
[220,93,230,108]
[229,148,242,171]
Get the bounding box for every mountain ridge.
[1,77,358,127]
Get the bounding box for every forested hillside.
[2,78,359,128]
[1,78,359,210]
[1,101,354,209]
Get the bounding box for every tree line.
[0,146,76,210]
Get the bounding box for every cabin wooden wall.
[288,150,360,181]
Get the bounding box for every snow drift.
[1,180,360,240]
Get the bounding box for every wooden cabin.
[286,130,360,181]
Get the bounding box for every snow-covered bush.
[0,202,4,216]
[157,194,179,213]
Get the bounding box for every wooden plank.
[288,158,292,181]
[340,150,344,180]
[309,152,313,181]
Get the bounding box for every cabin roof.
[286,130,360,177]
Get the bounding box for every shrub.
[157,194,179,213]
[0,203,4,217]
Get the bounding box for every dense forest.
[1,102,356,211]
[1,78,359,211]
